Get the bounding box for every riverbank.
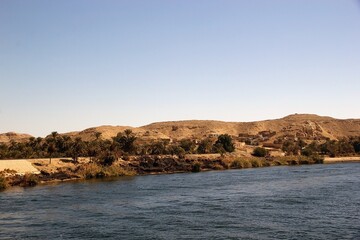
[324,157,360,163]
[0,155,326,190]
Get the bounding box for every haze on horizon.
[1,0,359,137]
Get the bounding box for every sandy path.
[0,160,41,174]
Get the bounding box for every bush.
[76,163,102,179]
[192,162,201,172]
[250,158,263,167]
[20,173,39,187]
[0,174,9,190]
[76,163,136,179]
[230,159,249,169]
[101,154,117,166]
[252,147,267,157]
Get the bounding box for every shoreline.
[1,155,359,190]
[1,155,323,190]
[323,157,360,163]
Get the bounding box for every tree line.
[0,130,235,161]
[281,137,360,157]
[1,130,359,161]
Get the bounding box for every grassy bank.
[0,155,324,191]
[227,155,323,170]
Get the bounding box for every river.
[1,163,359,239]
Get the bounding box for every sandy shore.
[0,160,41,175]
[324,157,360,163]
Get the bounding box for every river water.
[1,163,359,239]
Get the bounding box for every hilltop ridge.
[1,114,360,144]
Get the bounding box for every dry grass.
[76,163,136,179]
[229,155,323,170]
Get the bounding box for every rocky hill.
[1,114,360,144]
[58,114,360,143]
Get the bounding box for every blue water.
[1,163,360,239]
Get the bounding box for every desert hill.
[58,114,360,143]
[1,114,360,144]
[141,114,360,141]
[0,132,33,143]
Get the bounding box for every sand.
[0,160,41,175]
[324,157,360,163]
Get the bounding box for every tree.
[301,141,319,157]
[197,138,213,154]
[113,129,137,154]
[352,137,360,153]
[87,140,101,161]
[179,139,196,153]
[47,142,56,164]
[168,145,186,158]
[148,141,168,155]
[320,140,339,157]
[94,132,102,140]
[282,140,300,155]
[214,134,235,153]
[70,137,86,162]
[51,131,59,139]
[338,139,355,155]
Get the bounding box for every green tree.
[301,141,319,157]
[47,142,56,164]
[282,140,300,155]
[320,140,339,157]
[149,141,168,155]
[70,137,86,162]
[113,129,137,154]
[214,134,235,153]
[351,137,360,153]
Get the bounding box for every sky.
[1,0,360,137]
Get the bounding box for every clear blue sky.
[1,0,360,137]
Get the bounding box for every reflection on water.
[1,164,360,239]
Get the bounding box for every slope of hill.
[141,114,360,141]
[0,132,33,144]
[1,114,360,144]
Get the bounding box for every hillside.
[139,114,360,142]
[0,132,33,144]
[1,114,360,144]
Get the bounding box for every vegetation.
[281,137,360,158]
[191,162,201,172]
[252,147,267,157]
[213,134,235,153]
[76,163,135,179]
[0,173,10,190]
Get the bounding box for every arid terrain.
[1,113,360,190]
[2,114,360,144]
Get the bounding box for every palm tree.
[113,129,137,154]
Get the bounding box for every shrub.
[192,162,201,172]
[76,163,136,179]
[230,159,252,169]
[0,174,10,190]
[101,154,117,166]
[76,163,102,179]
[250,158,263,168]
[252,147,267,157]
[20,173,39,187]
